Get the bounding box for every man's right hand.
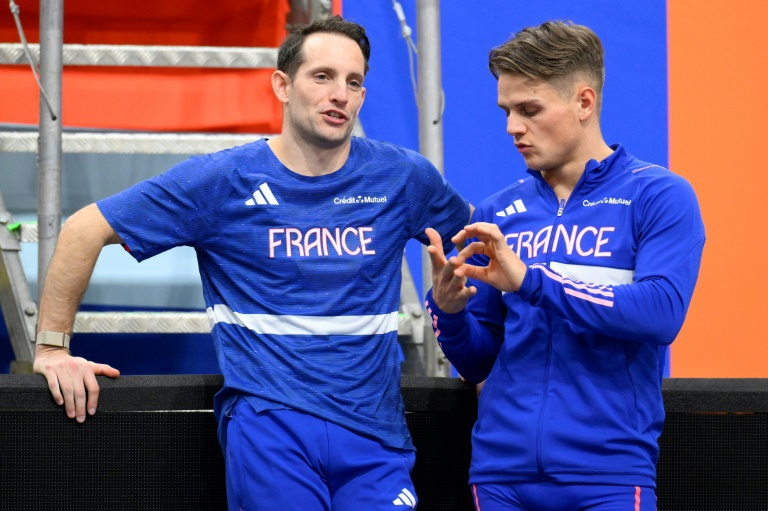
[425,227,477,313]
[33,344,120,423]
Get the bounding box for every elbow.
[454,368,490,385]
[448,356,494,384]
[462,368,492,385]
[656,313,687,346]
[621,279,689,346]
[61,203,120,247]
[633,309,686,346]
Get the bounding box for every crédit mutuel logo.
[334,195,388,205]
[582,197,632,207]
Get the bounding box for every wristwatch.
[36,331,71,350]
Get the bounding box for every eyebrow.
[306,65,365,81]
[498,99,542,110]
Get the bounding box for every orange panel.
[668,1,768,376]
[0,0,290,46]
[0,0,289,132]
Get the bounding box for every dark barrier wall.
[1,377,767,510]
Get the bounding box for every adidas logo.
[393,488,416,508]
[495,199,527,217]
[245,183,279,206]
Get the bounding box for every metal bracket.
[0,193,36,362]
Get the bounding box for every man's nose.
[507,116,526,136]
[330,82,349,104]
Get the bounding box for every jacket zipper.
[556,198,566,217]
[535,192,567,478]
[535,182,584,477]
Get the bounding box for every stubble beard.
[304,116,354,150]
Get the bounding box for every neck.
[541,138,613,200]
[267,131,352,177]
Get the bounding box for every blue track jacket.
[425,145,705,488]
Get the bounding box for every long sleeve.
[516,173,705,345]
[425,268,506,383]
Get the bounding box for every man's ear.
[271,70,290,104]
[355,86,366,115]
[577,85,598,121]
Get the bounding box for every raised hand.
[451,222,527,293]
[425,227,477,313]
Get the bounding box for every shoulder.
[353,137,434,169]
[164,139,270,186]
[472,176,536,220]
[620,154,701,225]
[193,138,270,169]
[602,145,696,202]
[625,155,697,198]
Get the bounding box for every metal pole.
[37,0,64,303]
[0,191,37,365]
[287,0,332,29]
[417,0,449,377]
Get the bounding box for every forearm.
[425,289,503,383]
[518,246,703,346]
[37,204,120,334]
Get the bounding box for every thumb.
[90,362,120,378]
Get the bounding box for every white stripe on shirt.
[549,261,634,286]
[206,304,399,336]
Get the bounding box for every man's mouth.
[324,110,347,120]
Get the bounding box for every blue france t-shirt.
[98,137,470,451]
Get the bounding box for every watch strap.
[36,331,71,349]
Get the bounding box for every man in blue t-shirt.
[425,21,704,511]
[33,15,470,510]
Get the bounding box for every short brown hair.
[277,15,371,79]
[489,21,604,104]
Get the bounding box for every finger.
[463,222,504,242]
[82,369,100,416]
[451,269,479,298]
[450,228,468,246]
[91,362,120,378]
[64,363,88,423]
[456,241,489,262]
[459,263,489,284]
[427,247,448,282]
[425,227,444,253]
[447,265,474,292]
[426,243,446,270]
[58,369,77,420]
[42,371,64,406]
[453,285,478,303]
[425,228,448,273]
[438,256,461,284]
[450,268,468,290]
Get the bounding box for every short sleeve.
[403,150,469,252]
[97,154,231,261]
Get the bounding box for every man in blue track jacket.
[425,21,704,510]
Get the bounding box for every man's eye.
[316,73,328,80]
[349,81,361,89]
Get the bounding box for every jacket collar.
[527,143,628,194]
